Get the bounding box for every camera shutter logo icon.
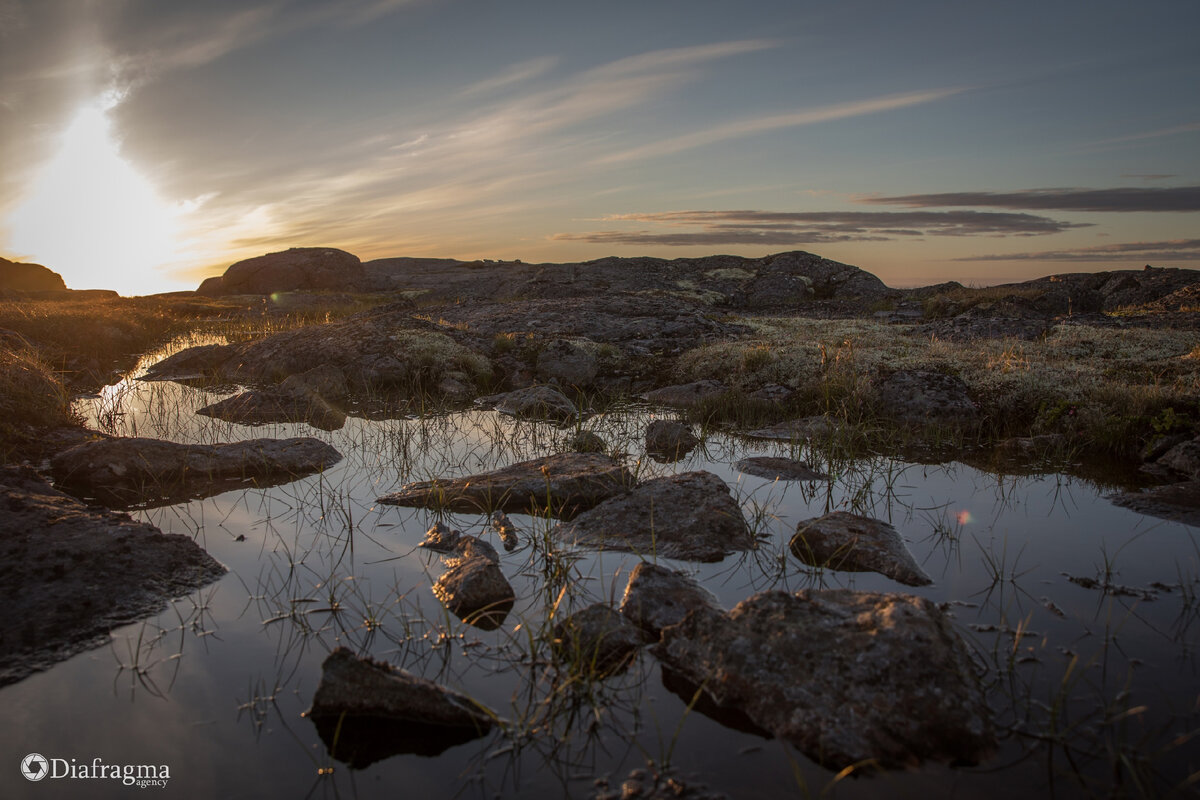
[21,753,49,782]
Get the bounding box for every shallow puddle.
[3,372,1198,798]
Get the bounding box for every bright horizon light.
[5,97,191,295]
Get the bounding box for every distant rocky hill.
[195,247,892,310]
[0,257,67,292]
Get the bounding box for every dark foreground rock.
[49,436,343,508]
[307,648,494,768]
[653,590,994,770]
[0,467,226,686]
[554,471,753,562]
[378,453,634,519]
[790,511,932,586]
[734,456,827,481]
[552,603,646,675]
[1110,481,1200,527]
[618,562,720,639]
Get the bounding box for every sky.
[1,0,1198,295]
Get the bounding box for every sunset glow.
[6,99,188,295]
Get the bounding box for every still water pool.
[2,373,1198,799]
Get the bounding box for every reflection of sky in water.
[2,378,1196,798]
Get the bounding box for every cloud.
[862,186,1200,212]
[1090,121,1200,147]
[552,209,1085,246]
[956,239,1200,262]
[599,88,964,164]
[459,56,559,97]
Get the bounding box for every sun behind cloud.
[5,96,189,295]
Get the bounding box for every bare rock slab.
[734,456,827,481]
[552,603,646,675]
[0,467,226,686]
[49,436,343,508]
[307,647,494,767]
[378,453,633,519]
[554,471,753,563]
[652,590,995,770]
[618,562,721,640]
[874,370,978,428]
[744,416,837,441]
[790,511,931,586]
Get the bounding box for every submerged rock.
[492,385,578,422]
[0,467,226,686]
[618,562,721,639]
[49,436,343,508]
[307,648,493,767]
[554,471,753,562]
[563,429,607,454]
[652,590,994,770]
[744,416,837,441]
[552,603,646,675]
[197,389,347,431]
[643,380,728,408]
[1110,481,1200,527]
[874,370,978,428]
[645,419,699,461]
[734,456,827,481]
[378,453,633,519]
[790,511,931,586]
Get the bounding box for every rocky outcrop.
[618,562,721,640]
[142,306,493,397]
[197,247,363,296]
[790,511,931,586]
[734,456,827,481]
[0,467,226,686]
[552,603,646,675]
[873,370,978,428]
[49,436,342,508]
[307,648,494,767]
[378,453,634,519]
[536,338,601,387]
[554,471,753,562]
[645,419,699,461]
[0,257,67,292]
[652,590,994,770]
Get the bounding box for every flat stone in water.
[492,385,578,423]
[743,416,837,441]
[554,471,753,562]
[652,589,995,770]
[734,456,827,481]
[49,435,342,508]
[0,467,226,686]
[1110,481,1200,527]
[377,452,634,519]
[790,511,931,586]
[307,648,494,767]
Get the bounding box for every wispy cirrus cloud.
[552,208,1086,246]
[598,87,964,164]
[956,238,1200,262]
[862,186,1200,212]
